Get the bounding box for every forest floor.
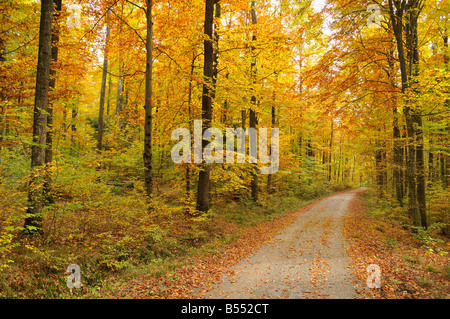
[118,188,449,299]
[3,182,447,299]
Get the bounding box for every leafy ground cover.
[344,189,449,299]
[1,151,347,298]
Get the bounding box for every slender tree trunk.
[205,2,221,200]
[249,0,258,201]
[267,75,277,194]
[106,75,111,115]
[43,0,61,204]
[24,0,53,234]
[415,113,427,227]
[328,119,333,182]
[196,0,215,212]
[222,72,229,125]
[116,1,124,115]
[405,107,421,226]
[393,105,404,204]
[0,37,7,163]
[143,0,153,197]
[410,5,427,228]
[249,107,258,200]
[97,10,110,151]
[442,35,449,189]
[186,51,196,198]
[388,37,404,205]
[241,109,246,130]
[212,2,220,98]
[429,151,434,182]
[117,63,123,113]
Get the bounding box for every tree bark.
[97,10,110,151]
[143,0,153,197]
[24,0,53,234]
[196,0,215,212]
[107,75,111,115]
[249,0,258,201]
[185,50,197,198]
[116,1,124,115]
[387,34,404,205]
[0,37,7,163]
[393,104,404,204]
[442,35,449,189]
[267,74,277,193]
[410,5,427,228]
[43,0,61,204]
[328,119,333,182]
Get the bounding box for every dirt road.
[202,189,365,299]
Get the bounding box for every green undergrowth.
[362,187,449,255]
[0,148,353,298]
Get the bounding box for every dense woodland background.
[0,0,448,298]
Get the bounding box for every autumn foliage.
[0,0,448,298]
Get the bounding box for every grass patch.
[417,277,433,288]
[385,237,397,249]
[425,264,440,273]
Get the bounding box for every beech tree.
[388,0,427,228]
[43,0,62,204]
[143,0,153,197]
[97,9,110,151]
[24,0,53,234]
[196,0,216,212]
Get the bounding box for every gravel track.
[202,189,365,299]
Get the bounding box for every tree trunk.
[212,2,220,98]
[393,105,404,204]
[43,0,61,204]
[196,0,215,212]
[267,75,277,194]
[185,51,196,198]
[117,63,123,114]
[107,75,111,115]
[409,5,427,228]
[375,136,384,197]
[442,35,449,189]
[143,0,153,197]
[241,109,246,130]
[328,119,333,182]
[0,37,7,163]
[116,1,124,115]
[24,0,53,234]
[222,72,229,125]
[249,0,258,201]
[388,36,404,205]
[415,113,427,227]
[97,10,110,151]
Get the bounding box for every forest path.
[199,189,366,299]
